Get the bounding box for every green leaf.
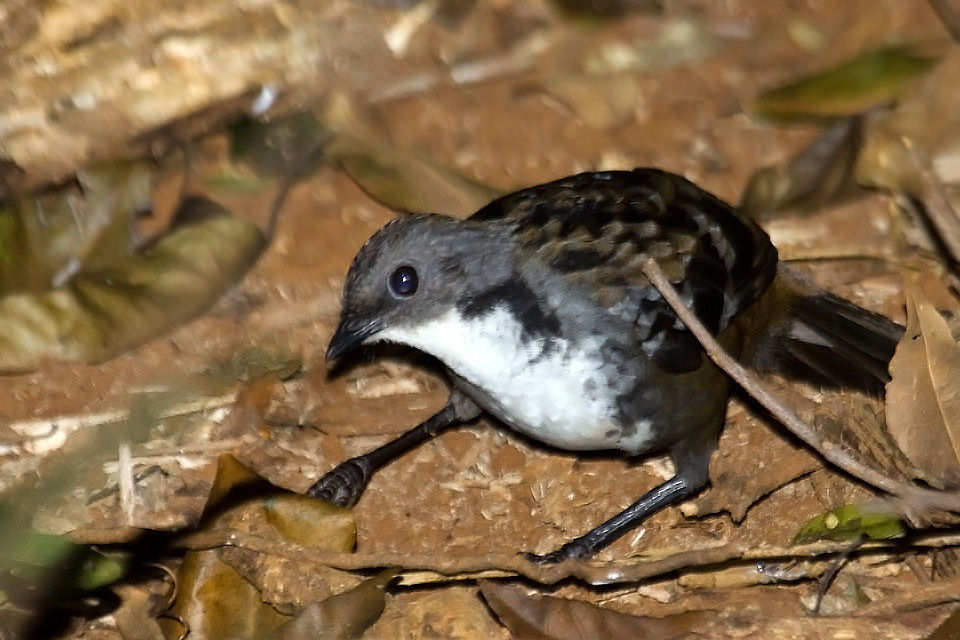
[792,504,906,545]
[752,45,941,123]
[75,548,129,590]
[0,531,127,590]
[0,531,75,569]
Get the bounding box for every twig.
[262,128,336,241]
[100,438,248,473]
[170,528,960,587]
[813,535,865,615]
[366,44,542,104]
[395,569,516,587]
[118,442,136,526]
[264,173,295,242]
[640,259,960,513]
[87,465,162,505]
[67,526,146,545]
[825,572,960,617]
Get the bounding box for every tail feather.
[776,290,903,394]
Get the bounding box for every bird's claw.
[521,540,593,564]
[306,457,372,507]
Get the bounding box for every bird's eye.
[388,265,419,297]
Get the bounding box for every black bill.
[325,318,382,361]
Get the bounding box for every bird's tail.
[745,268,904,394]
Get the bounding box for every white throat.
[374,306,635,450]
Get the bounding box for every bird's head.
[325,214,512,361]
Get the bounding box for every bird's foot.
[522,539,595,564]
[306,457,372,507]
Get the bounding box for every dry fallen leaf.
[162,455,358,640]
[113,583,167,640]
[886,284,960,486]
[269,569,399,640]
[0,197,265,373]
[739,117,867,220]
[367,586,510,639]
[479,580,710,640]
[323,95,502,217]
[0,161,151,294]
[924,606,960,640]
[162,547,291,640]
[264,495,357,550]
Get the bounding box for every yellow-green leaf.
[0,531,127,590]
[0,161,151,294]
[204,171,273,194]
[0,198,265,372]
[792,504,905,545]
[752,45,940,123]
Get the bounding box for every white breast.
[376,306,627,450]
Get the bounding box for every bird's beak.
[326,317,382,362]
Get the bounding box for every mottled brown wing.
[469,169,778,372]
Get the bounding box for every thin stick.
[825,571,960,616]
[169,528,960,587]
[640,259,960,513]
[118,442,136,526]
[813,535,865,615]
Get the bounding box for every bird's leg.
[524,475,698,563]
[524,442,712,564]
[307,389,480,507]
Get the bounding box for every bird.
[307,168,904,563]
